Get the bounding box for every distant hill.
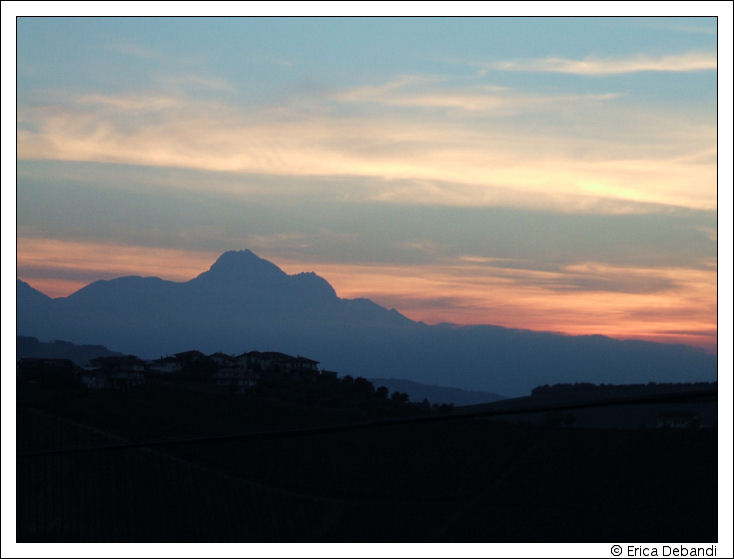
[456,382,717,428]
[16,336,121,367]
[17,249,717,396]
[369,378,504,406]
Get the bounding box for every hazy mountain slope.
[16,335,122,366]
[369,378,505,406]
[17,280,54,334]
[16,250,717,396]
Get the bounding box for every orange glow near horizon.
[17,238,220,296]
[17,238,717,353]
[276,259,717,353]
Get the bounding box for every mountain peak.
[203,249,286,280]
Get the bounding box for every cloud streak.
[282,259,716,352]
[17,82,716,211]
[335,77,621,113]
[17,237,717,353]
[77,93,182,111]
[153,74,233,92]
[489,51,716,75]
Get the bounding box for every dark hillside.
[17,380,716,542]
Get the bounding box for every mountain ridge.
[16,250,716,396]
[17,335,122,366]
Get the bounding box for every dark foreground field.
[17,383,717,542]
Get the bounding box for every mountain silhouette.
[17,335,122,366]
[16,250,716,396]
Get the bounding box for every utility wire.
[17,388,716,458]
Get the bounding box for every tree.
[354,377,375,396]
[419,398,431,409]
[391,391,409,404]
[375,386,389,399]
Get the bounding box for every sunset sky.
[14,15,721,352]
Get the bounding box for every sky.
[13,14,722,352]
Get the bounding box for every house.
[240,351,285,372]
[245,351,320,374]
[148,356,183,374]
[80,371,109,390]
[81,369,145,390]
[209,352,237,367]
[88,355,146,372]
[173,350,214,374]
[84,355,147,390]
[212,368,259,393]
[245,351,281,372]
[174,350,209,364]
[291,356,319,373]
[236,351,252,370]
[107,369,145,389]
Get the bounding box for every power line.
[17,388,716,458]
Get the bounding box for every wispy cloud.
[634,20,716,36]
[109,42,205,66]
[489,51,716,75]
[335,74,449,101]
[16,79,715,212]
[77,93,182,111]
[271,57,293,68]
[109,42,164,61]
[153,74,233,92]
[335,76,619,113]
